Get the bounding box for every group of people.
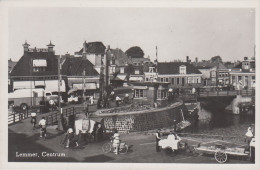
[97,91,131,109]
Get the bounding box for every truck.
[8,88,59,111]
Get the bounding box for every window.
[149,67,155,73]
[197,77,200,83]
[252,76,255,80]
[109,66,116,74]
[157,90,167,99]
[177,77,180,84]
[160,78,164,82]
[179,65,186,74]
[33,59,47,72]
[157,90,161,99]
[145,78,149,82]
[171,78,175,85]
[135,70,140,74]
[135,89,147,98]
[120,67,124,73]
[165,78,169,82]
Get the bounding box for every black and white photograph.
[1,0,259,169]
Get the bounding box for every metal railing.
[198,89,255,97]
[8,106,85,126]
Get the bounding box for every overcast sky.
[8,7,255,62]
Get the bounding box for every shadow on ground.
[8,129,77,162]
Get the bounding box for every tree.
[211,56,223,63]
[125,46,144,58]
[125,64,135,82]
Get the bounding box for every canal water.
[183,102,255,136]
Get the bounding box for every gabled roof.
[76,41,106,55]
[61,57,99,76]
[8,59,18,73]
[157,62,202,75]
[192,61,227,69]
[10,51,58,76]
[107,48,133,66]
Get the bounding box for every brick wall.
[99,102,186,132]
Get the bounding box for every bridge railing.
[198,89,255,97]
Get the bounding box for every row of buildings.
[8,41,256,101]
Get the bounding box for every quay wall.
[95,102,186,132]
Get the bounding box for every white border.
[0,0,259,170]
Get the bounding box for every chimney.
[22,41,30,52]
[244,57,248,61]
[46,41,55,53]
[195,57,198,63]
[186,56,189,62]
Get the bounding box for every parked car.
[8,88,59,111]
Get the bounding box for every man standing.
[30,112,37,129]
[39,117,47,140]
[155,129,161,152]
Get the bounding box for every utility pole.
[83,69,86,99]
[58,55,61,109]
[105,46,110,93]
[57,55,63,131]
[30,58,33,107]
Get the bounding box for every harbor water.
[183,102,255,141]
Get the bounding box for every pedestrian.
[192,87,196,94]
[39,117,47,140]
[155,129,161,152]
[85,103,89,117]
[96,123,103,142]
[116,96,121,107]
[91,123,98,142]
[112,129,120,155]
[30,112,37,129]
[65,128,79,148]
[245,125,254,151]
[89,96,94,105]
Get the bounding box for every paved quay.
[8,113,251,163]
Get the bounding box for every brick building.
[229,57,255,89]
[10,41,66,93]
[149,62,203,89]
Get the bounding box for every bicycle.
[102,140,128,154]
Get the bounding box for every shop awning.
[13,81,35,90]
[133,86,148,89]
[73,83,97,90]
[34,81,45,86]
[117,75,127,81]
[129,77,143,81]
[45,80,66,92]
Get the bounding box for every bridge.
[175,89,255,108]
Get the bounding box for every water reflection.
[184,102,255,133]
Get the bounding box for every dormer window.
[179,65,186,74]
[149,67,155,73]
[242,61,250,70]
[32,59,47,72]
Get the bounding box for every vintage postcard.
[1,0,259,169]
